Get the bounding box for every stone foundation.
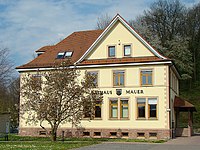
[19,127,171,140]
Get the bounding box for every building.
[16,14,196,139]
[0,113,10,133]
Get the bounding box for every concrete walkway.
[165,135,200,145]
[73,135,200,150]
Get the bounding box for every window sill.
[119,118,129,120]
[93,118,102,120]
[82,118,102,120]
[148,118,158,120]
[82,118,91,120]
[136,118,146,120]
[123,55,131,57]
[113,85,125,88]
[109,118,119,120]
[108,118,129,121]
[136,118,158,120]
[141,85,153,87]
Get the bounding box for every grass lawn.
[0,134,166,150]
[0,141,99,150]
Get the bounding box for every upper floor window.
[124,45,131,56]
[108,46,115,57]
[31,74,42,89]
[141,69,152,86]
[113,71,125,87]
[87,71,98,87]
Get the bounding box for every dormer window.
[57,52,65,59]
[65,51,73,57]
[37,52,44,57]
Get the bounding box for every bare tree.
[96,13,112,30]
[143,0,186,47]
[0,47,14,113]
[130,0,193,81]
[7,77,20,131]
[20,60,102,141]
[0,47,13,84]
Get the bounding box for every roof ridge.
[73,29,103,33]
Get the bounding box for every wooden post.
[175,109,180,128]
[62,131,65,142]
[188,110,192,137]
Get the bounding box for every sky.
[0,0,199,72]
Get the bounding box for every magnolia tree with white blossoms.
[20,60,102,141]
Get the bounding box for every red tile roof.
[16,29,169,69]
[16,14,171,70]
[35,45,54,52]
[16,30,103,69]
[174,96,196,111]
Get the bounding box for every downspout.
[168,63,173,139]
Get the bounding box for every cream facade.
[17,15,182,139]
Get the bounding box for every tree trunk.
[193,48,196,82]
[50,127,57,141]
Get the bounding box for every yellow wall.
[170,68,179,128]
[19,64,170,130]
[76,65,169,129]
[18,18,177,132]
[86,21,154,60]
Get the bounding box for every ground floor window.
[137,98,146,118]
[110,99,118,118]
[84,100,102,119]
[137,97,158,119]
[120,99,128,118]
[148,98,157,118]
[110,98,129,119]
[95,100,102,118]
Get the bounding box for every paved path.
[73,135,200,150]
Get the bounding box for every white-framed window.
[56,52,65,59]
[65,51,73,57]
[124,45,131,56]
[108,46,115,57]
